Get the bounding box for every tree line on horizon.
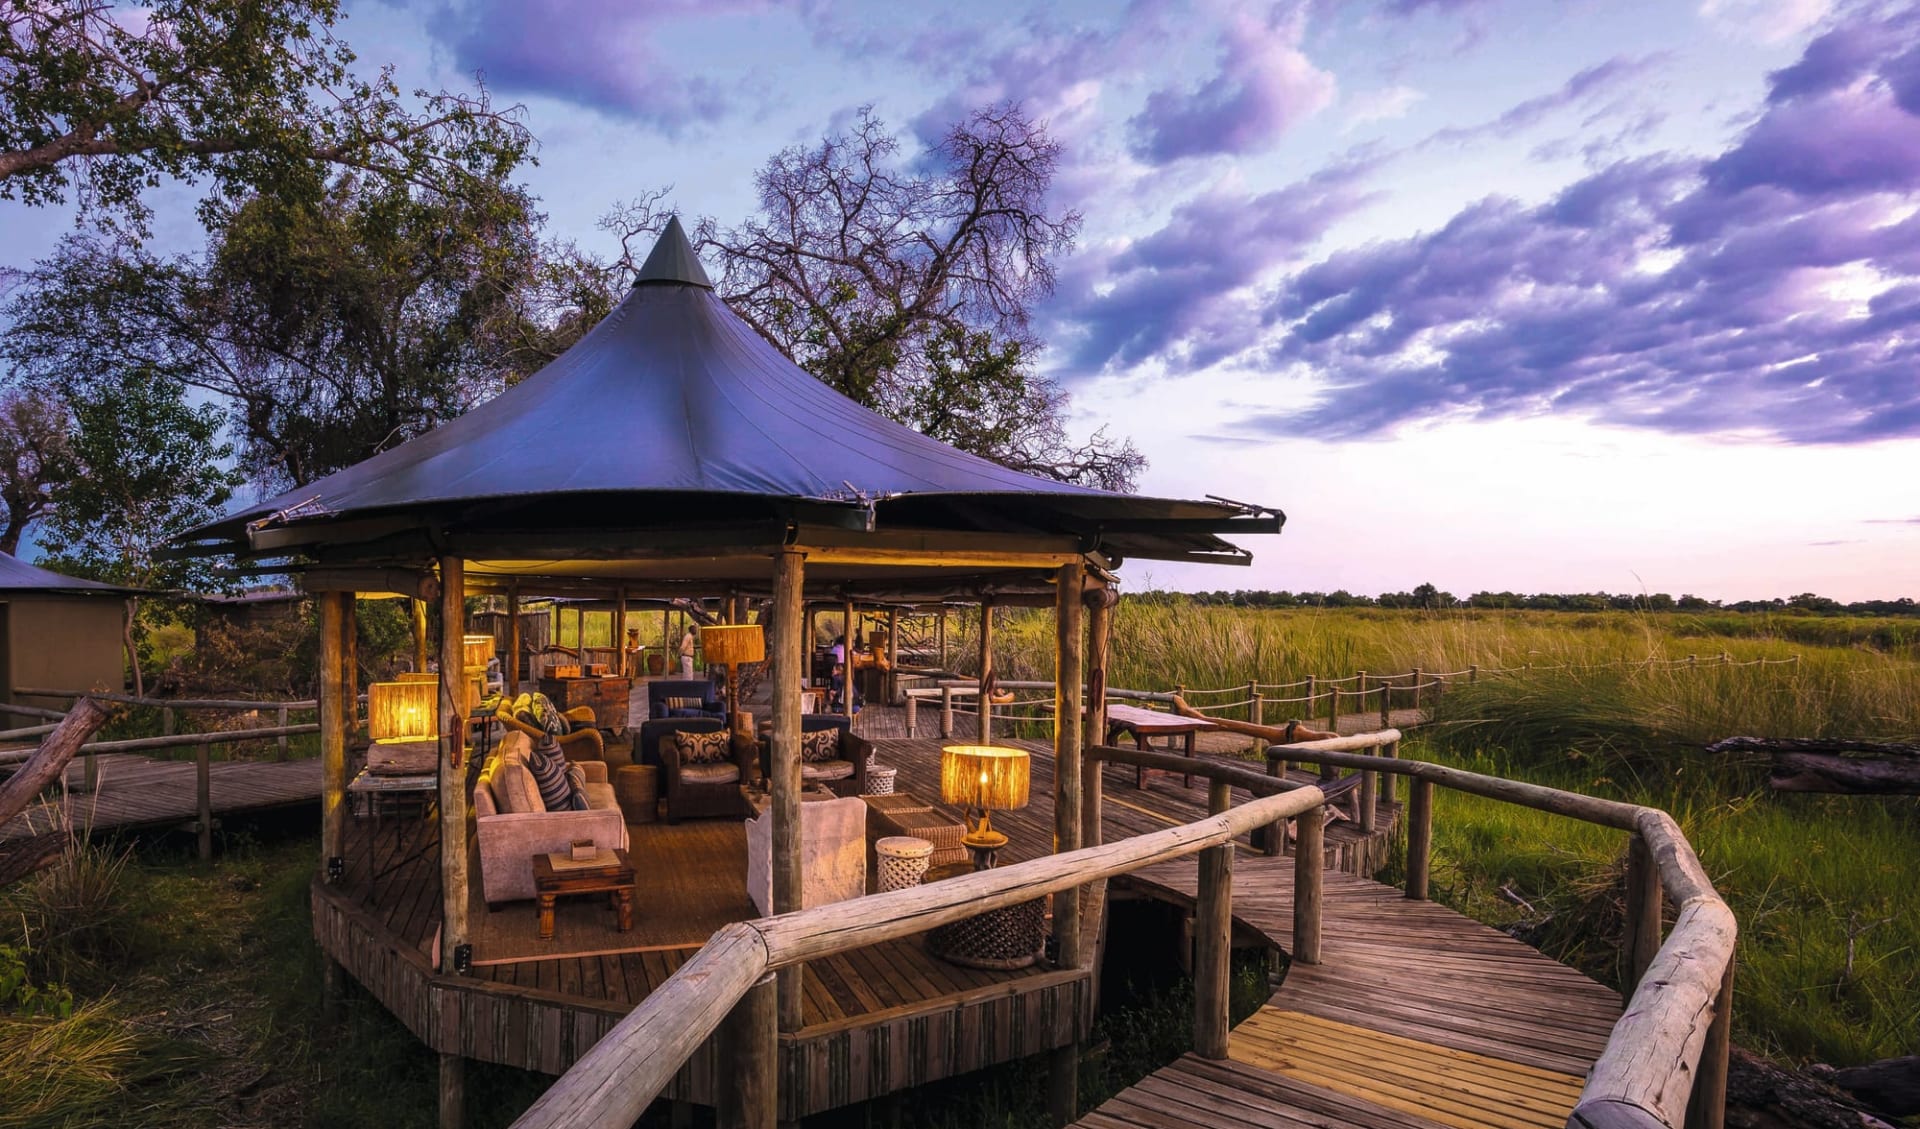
[1150,585,1919,617]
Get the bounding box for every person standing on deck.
[679,627,696,677]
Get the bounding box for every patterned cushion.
[679,762,741,785]
[801,728,840,763]
[675,729,733,766]
[528,739,586,811]
[801,759,855,782]
[664,696,706,711]
[515,691,570,736]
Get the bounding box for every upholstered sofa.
[473,731,629,906]
[639,716,754,821]
[646,679,724,721]
[745,793,867,915]
[755,714,870,798]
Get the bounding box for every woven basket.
[875,836,934,891]
[865,765,898,795]
[925,864,1045,969]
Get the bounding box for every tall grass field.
[982,602,1920,1067]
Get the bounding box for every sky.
[5,0,1920,602]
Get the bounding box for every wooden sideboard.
[537,675,631,732]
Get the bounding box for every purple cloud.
[1225,9,1920,446]
[1427,55,1665,147]
[427,0,771,130]
[1127,4,1335,164]
[1045,158,1379,372]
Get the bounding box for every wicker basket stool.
[923,863,1045,969]
[613,764,659,824]
[864,765,898,795]
[875,836,934,891]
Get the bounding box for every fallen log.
[1814,1056,1920,1119]
[1706,737,1920,795]
[1728,1046,1897,1129]
[0,698,113,834]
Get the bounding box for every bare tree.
[0,386,75,554]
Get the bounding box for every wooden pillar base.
[438,1052,465,1129]
[1047,1042,1080,1126]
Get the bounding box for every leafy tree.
[4,172,584,489]
[0,386,74,553]
[35,368,238,590]
[0,0,529,233]
[601,106,1144,490]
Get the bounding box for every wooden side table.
[924,862,1046,969]
[531,848,635,941]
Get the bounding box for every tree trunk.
[1727,1047,1898,1129]
[1815,1056,1920,1119]
[0,699,115,886]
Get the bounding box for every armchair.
[758,714,869,798]
[495,693,605,762]
[646,678,724,721]
[641,716,754,821]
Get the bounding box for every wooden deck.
[1075,854,1624,1129]
[0,752,320,840]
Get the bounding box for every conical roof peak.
[634,215,713,289]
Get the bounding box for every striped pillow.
[664,696,705,711]
[527,738,586,810]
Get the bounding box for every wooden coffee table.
[531,848,635,941]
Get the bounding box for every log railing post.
[1625,833,1663,996]
[276,705,289,760]
[1293,800,1323,965]
[941,684,954,738]
[715,973,777,1129]
[1687,956,1734,1129]
[1194,780,1234,1058]
[1262,754,1285,856]
[1381,738,1399,807]
[1468,663,1479,684]
[905,694,917,739]
[1250,685,1266,756]
[1325,683,1338,732]
[1411,668,1423,710]
[1359,764,1377,834]
[196,741,213,861]
[1405,777,1433,900]
[1379,684,1390,730]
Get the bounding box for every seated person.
[828,661,862,714]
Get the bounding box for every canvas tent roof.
[179,219,1278,591]
[0,551,137,596]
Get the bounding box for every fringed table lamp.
[941,744,1031,870]
[699,623,764,737]
[367,680,437,775]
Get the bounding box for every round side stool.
[875,836,934,892]
[865,765,898,795]
[614,764,658,824]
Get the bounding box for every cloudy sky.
[9,0,1920,601]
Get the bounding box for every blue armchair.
[646,678,724,721]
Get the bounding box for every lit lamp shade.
[462,634,495,670]
[941,745,1031,813]
[699,624,765,666]
[369,681,436,743]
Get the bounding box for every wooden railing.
[1259,737,1737,1129]
[511,776,1335,1129]
[509,725,1731,1129]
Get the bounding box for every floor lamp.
[699,623,765,736]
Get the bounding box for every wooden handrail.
[511,782,1331,1129]
[14,686,325,711]
[1256,736,1735,1129]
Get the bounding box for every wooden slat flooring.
[0,752,320,840]
[1075,839,1624,1129]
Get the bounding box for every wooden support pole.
[937,607,948,668]
[940,685,954,739]
[1263,754,1285,857]
[1293,800,1324,964]
[506,585,521,695]
[1381,738,1398,807]
[1194,779,1234,1058]
[344,598,358,733]
[886,606,899,705]
[439,1052,466,1129]
[1053,565,1084,970]
[1625,833,1663,995]
[842,597,856,714]
[1081,587,1114,1006]
[319,592,348,875]
[412,597,429,675]
[195,741,212,861]
[716,974,777,1129]
[772,549,806,1031]
[1359,765,1377,833]
[1687,956,1734,1129]
[613,586,627,678]
[978,599,995,745]
[162,706,174,736]
[1406,777,1433,901]
[438,556,470,974]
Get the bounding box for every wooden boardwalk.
[0,752,320,840]
[1077,855,1623,1129]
